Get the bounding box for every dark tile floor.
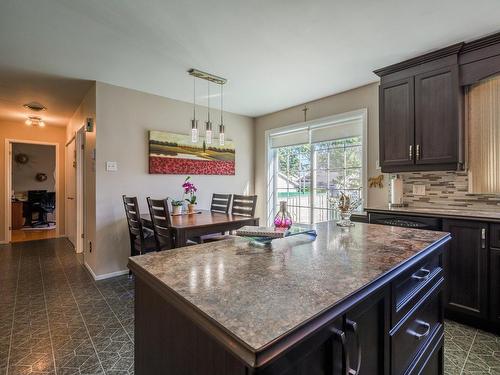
[0,238,498,374]
[0,238,134,375]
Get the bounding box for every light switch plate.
[106,161,118,172]
[412,184,426,196]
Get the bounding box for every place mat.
[171,210,203,216]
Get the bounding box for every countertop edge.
[365,207,500,223]
[128,233,451,369]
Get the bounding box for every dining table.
[141,210,259,248]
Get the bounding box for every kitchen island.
[128,221,450,375]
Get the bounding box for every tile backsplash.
[395,171,500,210]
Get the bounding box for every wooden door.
[345,291,389,375]
[443,219,488,319]
[490,248,500,323]
[379,77,415,170]
[414,65,460,166]
[65,138,77,247]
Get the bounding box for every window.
[267,110,367,225]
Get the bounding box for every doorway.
[6,139,60,243]
[65,127,85,254]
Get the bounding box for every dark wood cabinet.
[379,78,414,168]
[414,65,460,165]
[441,220,488,319]
[490,248,500,324]
[375,45,463,173]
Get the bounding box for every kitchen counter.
[365,205,500,222]
[128,221,450,373]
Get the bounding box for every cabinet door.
[443,219,488,319]
[414,65,460,165]
[379,77,415,169]
[345,291,389,375]
[491,249,500,323]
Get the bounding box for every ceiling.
[0,67,92,127]
[1,1,500,118]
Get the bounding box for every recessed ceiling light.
[23,102,47,112]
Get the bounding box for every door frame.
[5,138,60,243]
[76,127,85,254]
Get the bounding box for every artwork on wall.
[148,130,235,175]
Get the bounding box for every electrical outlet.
[412,184,426,196]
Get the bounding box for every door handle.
[67,197,75,200]
[331,326,350,375]
[409,145,413,160]
[481,228,486,249]
[411,268,431,281]
[416,144,421,160]
[346,319,361,375]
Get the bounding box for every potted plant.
[182,176,198,214]
[170,199,184,215]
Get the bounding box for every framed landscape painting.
[149,130,236,175]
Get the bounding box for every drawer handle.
[331,327,351,375]
[407,319,431,341]
[346,319,361,375]
[411,268,430,281]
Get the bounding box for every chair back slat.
[123,196,144,238]
[147,197,174,250]
[231,194,257,217]
[210,193,232,214]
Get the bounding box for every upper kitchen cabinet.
[375,43,464,173]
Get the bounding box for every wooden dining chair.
[210,193,232,214]
[123,195,157,258]
[231,194,258,217]
[146,197,175,251]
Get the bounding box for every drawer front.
[491,224,500,249]
[393,254,441,324]
[391,280,443,375]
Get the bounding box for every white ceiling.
[0,67,92,127]
[1,0,500,118]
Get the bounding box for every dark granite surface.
[129,221,448,351]
[365,205,500,222]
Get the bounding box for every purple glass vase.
[274,201,293,229]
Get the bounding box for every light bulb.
[191,127,198,143]
[25,119,32,126]
[219,132,225,146]
[39,121,45,127]
[206,129,212,144]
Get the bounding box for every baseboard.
[84,262,129,281]
[0,240,8,244]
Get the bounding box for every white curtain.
[468,74,500,193]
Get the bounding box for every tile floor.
[0,238,498,374]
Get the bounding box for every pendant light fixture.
[205,81,212,144]
[219,84,225,146]
[191,76,198,143]
[188,69,227,145]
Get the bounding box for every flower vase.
[187,203,196,214]
[172,205,182,215]
[274,201,293,229]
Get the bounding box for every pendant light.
[191,76,198,143]
[219,84,225,146]
[205,81,212,145]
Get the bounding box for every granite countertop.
[128,221,448,352]
[365,205,500,222]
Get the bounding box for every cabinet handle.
[411,268,431,281]
[416,144,420,160]
[346,319,361,375]
[481,228,486,249]
[331,327,350,375]
[407,319,431,341]
[409,145,413,160]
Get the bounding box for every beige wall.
[12,143,56,193]
[92,82,254,277]
[254,82,388,221]
[0,121,66,242]
[66,84,97,270]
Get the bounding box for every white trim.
[0,240,8,244]
[264,108,369,225]
[84,262,129,281]
[5,139,60,243]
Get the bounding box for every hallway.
[0,239,134,374]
